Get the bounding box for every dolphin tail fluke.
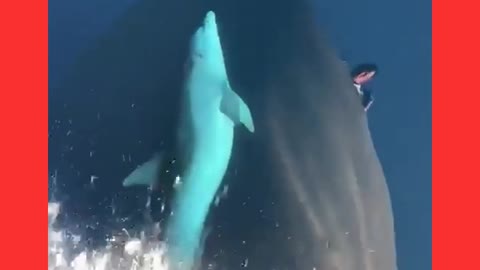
[220,82,255,133]
[122,153,163,187]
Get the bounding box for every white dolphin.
[122,11,254,269]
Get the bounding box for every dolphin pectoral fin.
[220,84,255,133]
[122,153,163,187]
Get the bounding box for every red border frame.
[433,0,477,269]
[0,0,47,268]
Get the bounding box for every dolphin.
[164,11,254,269]
[122,10,254,269]
[122,153,163,187]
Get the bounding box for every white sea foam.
[48,202,171,270]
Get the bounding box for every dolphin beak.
[204,11,217,28]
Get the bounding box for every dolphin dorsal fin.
[220,81,255,133]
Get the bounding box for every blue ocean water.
[49,0,430,269]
